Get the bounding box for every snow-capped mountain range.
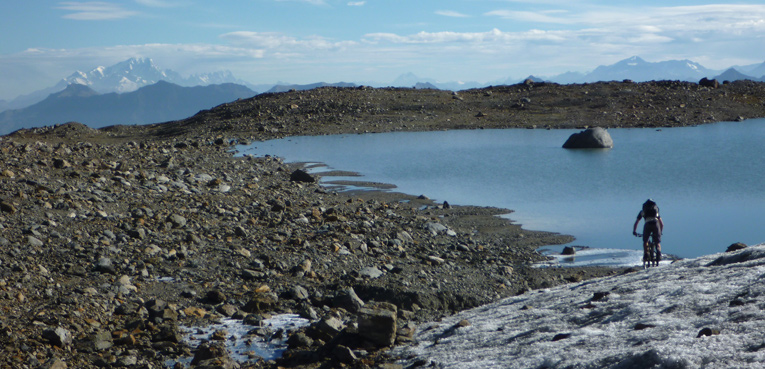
[62,58,249,94]
[2,56,765,114]
[0,58,255,112]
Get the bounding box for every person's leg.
[655,242,662,264]
[642,226,650,265]
[653,225,662,265]
[643,242,650,263]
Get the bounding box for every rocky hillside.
[131,79,765,144]
[2,80,765,368]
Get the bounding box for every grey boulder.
[562,127,614,149]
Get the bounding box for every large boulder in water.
[562,127,614,149]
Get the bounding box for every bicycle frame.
[635,233,660,268]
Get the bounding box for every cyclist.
[633,199,664,266]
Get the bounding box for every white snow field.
[397,244,765,368]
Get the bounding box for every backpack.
[643,200,658,218]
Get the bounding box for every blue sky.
[1,0,765,99]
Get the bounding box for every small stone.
[697,327,721,338]
[95,257,116,274]
[333,344,357,363]
[286,332,314,348]
[290,285,310,300]
[311,316,345,341]
[455,319,471,328]
[216,304,238,317]
[634,323,655,330]
[205,290,227,304]
[28,236,44,247]
[43,327,72,347]
[0,201,16,214]
[190,341,235,367]
[211,329,228,340]
[243,293,278,313]
[53,158,71,169]
[92,330,114,350]
[334,287,365,312]
[726,242,747,252]
[552,333,571,341]
[359,266,383,279]
[41,358,68,369]
[427,256,445,264]
[183,307,207,318]
[168,214,187,228]
[241,269,263,280]
[290,169,316,183]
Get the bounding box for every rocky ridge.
[2,80,765,368]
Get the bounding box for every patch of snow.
[173,314,310,366]
[116,76,139,93]
[397,244,765,368]
[536,246,649,268]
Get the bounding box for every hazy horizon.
[2,1,765,100]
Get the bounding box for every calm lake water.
[237,119,765,260]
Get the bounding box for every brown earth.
[2,80,764,368]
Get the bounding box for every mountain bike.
[635,233,660,268]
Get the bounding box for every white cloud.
[220,31,357,50]
[4,3,765,99]
[133,0,182,7]
[436,10,470,18]
[347,1,365,6]
[57,2,140,20]
[275,0,327,5]
[485,9,571,24]
[363,28,567,44]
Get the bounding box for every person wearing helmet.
[633,199,664,266]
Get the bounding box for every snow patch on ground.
[170,314,310,366]
[397,244,765,368]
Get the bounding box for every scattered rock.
[290,169,316,183]
[43,327,72,347]
[0,201,16,214]
[333,345,358,364]
[697,327,721,338]
[726,242,747,252]
[359,266,384,279]
[311,316,346,341]
[205,290,227,304]
[190,341,238,369]
[552,333,571,341]
[334,287,365,312]
[358,304,397,347]
[699,78,720,88]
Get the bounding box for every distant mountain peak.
[59,58,248,95]
[52,83,99,98]
[584,56,715,82]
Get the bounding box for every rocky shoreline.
[2,80,765,368]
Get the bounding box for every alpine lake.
[236,119,765,266]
